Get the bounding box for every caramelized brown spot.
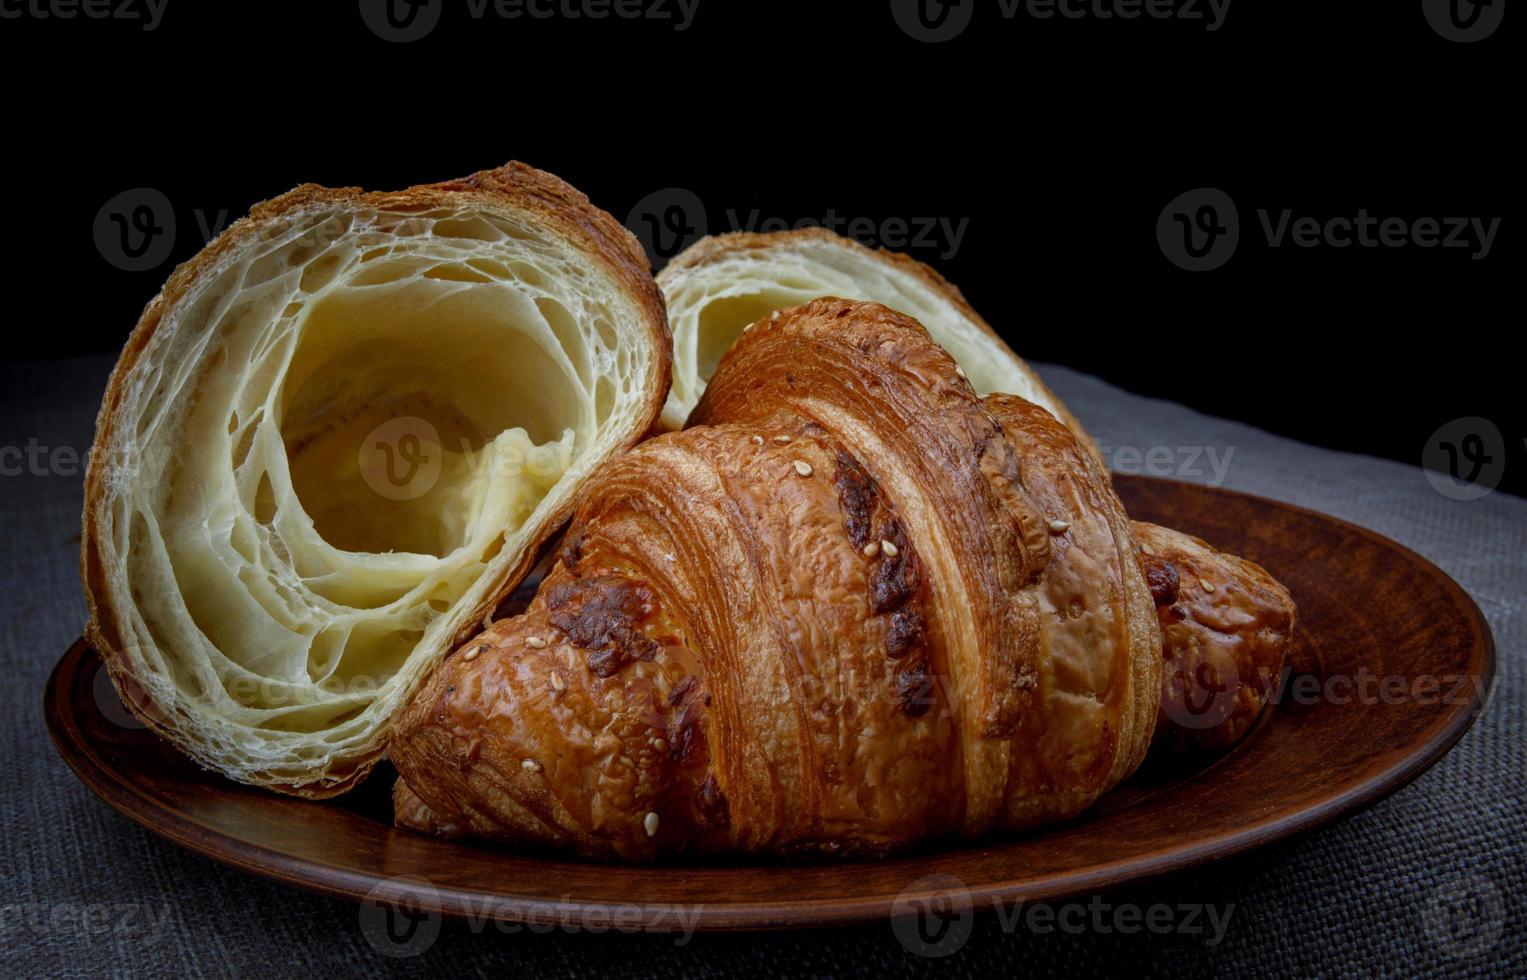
[695,773,730,828]
[894,662,935,717]
[669,701,705,765]
[1140,552,1181,608]
[868,521,916,615]
[884,606,926,661]
[545,575,660,678]
[834,451,877,550]
[668,675,698,707]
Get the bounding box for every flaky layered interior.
[658,234,1069,429]
[89,203,655,791]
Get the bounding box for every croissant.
[389,299,1296,858]
[1134,522,1296,757]
[656,229,1092,449]
[81,162,669,796]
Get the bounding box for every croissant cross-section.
[82,162,670,797]
[656,228,1092,450]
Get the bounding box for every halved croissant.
[657,229,1091,447]
[389,299,1165,858]
[82,162,670,797]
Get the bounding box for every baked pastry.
[81,163,670,797]
[1133,522,1296,756]
[656,229,1091,448]
[390,299,1170,858]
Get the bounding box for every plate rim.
[44,476,1498,931]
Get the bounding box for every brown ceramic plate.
[45,476,1495,931]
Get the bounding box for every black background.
[2,0,1516,494]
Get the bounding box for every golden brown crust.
[659,227,1096,458]
[391,299,1160,855]
[81,162,670,798]
[392,418,967,858]
[1132,522,1297,756]
[981,394,1161,822]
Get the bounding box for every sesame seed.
[862,541,880,559]
[550,671,567,692]
[525,636,547,649]
[653,737,669,753]
[880,539,898,558]
[522,759,542,773]
[773,435,792,443]
[462,646,482,662]
[1049,520,1071,534]
[750,434,764,446]
[770,310,781,322]
[1200,579,1216,593]
[955,365,967,379]
[793,460,813,477]
[644,811,660,837]
[742,322,752,332]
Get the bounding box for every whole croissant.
[389,299,1294,859]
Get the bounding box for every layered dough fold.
[390,299,1164,858]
